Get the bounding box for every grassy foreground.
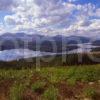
[0,65,100,100]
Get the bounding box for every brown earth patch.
[22,88,42,100]
[0,79,13,100]
[56,81,86,99]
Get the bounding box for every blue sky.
[0,11,12,22]
[0,0,100,37]
[67,0,100,6]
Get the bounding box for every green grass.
[31,81,46,92]
[39,65,100,83]
[0,68,34,80]
[9,83,25,100]
[42,86,58,100]
[0,64,99,99]
[83,87,96,98]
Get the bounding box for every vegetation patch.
[42,86,58,100]
[83,87,97,98]
[31,81,46,94]
[9,83,25,100]
[0,64,99,99]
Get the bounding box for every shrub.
[31,81,46,92]
[67,78,77,86]
[83,87,96,98]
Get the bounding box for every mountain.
[0,33,94,52]
[91,39,100,52]
[92,40,100,46]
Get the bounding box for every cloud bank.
[0,0,100,37]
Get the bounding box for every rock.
[84,98,92,100]
[88,82,94,85]
[98,80,100,84]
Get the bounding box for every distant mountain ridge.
[0,33,90,42]
[0,33,99,52]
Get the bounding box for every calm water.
[0,49,57,61]
[0,44,99,61]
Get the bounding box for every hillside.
[0,65,100,100]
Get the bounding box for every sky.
[0,0,100,37]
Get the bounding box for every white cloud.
[93,8,100,17]
[0,0,18,10]
[0,23,5,34]
[1,0,100,37]
[4,0,77,32]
